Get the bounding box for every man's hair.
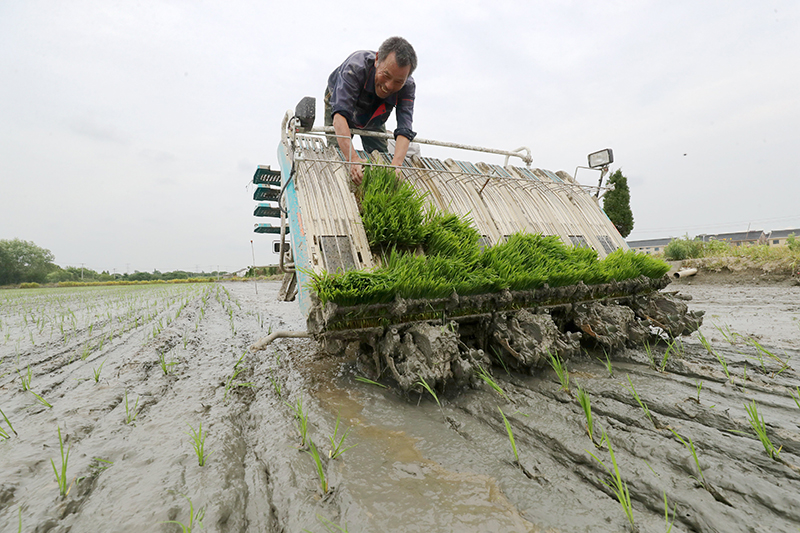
[378,37,417,74]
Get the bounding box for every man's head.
[374,36,417,99]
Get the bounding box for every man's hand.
[348,153,367,184]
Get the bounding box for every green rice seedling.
[302,514,349,533]
[81,343,91,361]
[744,400,781,460]
[224,351,254,400]
[17,365,32,391]
[576,385,597,445]
[498,407,519,464]
[475,365,510,402]
[0,407,17,438]
[600,348,613,377]
[698,330,731,381]
[328,413,357,459]
[186,422,213,466]
[625,375,654,427]
[51,426,72,497]
[286,397,309,447]
[547,351,570,392]
[791,387,800,411]
[158,351,177,376]
[747,337,791,375]
[670,429,706,488]
[92,360,106,383]
[587,430,634,530]
[30,390,52,408]
[306,439,329,493]
[643,340,656,370]
[664,491,676,533]
[713,322,738,345]
[695,379,703,403]
[416,376,441,408]
[660,339,675,372]
[125,390,140,425]
[354,376,388,388]
[269,374,282,397]
[160,494,205,532]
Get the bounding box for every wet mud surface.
[1,280,799,532]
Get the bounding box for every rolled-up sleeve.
[393,78,416,141]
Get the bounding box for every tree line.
[0,239,225,286]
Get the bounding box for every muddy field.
[1,278,799,532]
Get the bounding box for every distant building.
[766,228,800,247]
[626,237,673,255]
[696,230,766,246]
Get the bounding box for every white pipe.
[673,268,698,279]
[250,330,311,352]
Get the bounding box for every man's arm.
[332,113,366,184]
[391,135,410,170]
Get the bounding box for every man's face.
[374,52,411,99]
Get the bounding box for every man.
[325,36,417,183]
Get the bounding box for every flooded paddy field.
[1,279,799,532]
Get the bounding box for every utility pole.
[80,263,85,280]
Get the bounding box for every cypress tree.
[603,169,634,238]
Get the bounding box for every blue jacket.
[327,50,416,141]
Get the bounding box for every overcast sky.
[2,1,798,273]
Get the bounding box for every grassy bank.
[664,236,800,275]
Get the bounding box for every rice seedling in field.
[224,352,254,400]
[158,351,177,376]
[302,514,349,533]
[286,397,309,447]
[600,348,613,377]
[328,413,357,459]
[695,379,703,403]
[547,351,570,392]
[791,387,800,411]
[0,407,17,438]
[587,430,634,530]
[475,365,510,402]
[161,494,205,532]
[744,400,781,460]
[746,337,791,376]
[354,376,388,388]
[306,439,329,493]
[92,360,105,383]
[269,374,282,397]
[576,385,597,445]
[498,407,519,465]
[660,339,677,372]
[17,365,31,391]
[664,491,676,533]
[416,377,441,408]
[625,375,654,427]
[713,322,739,344]
[670,429,706,488]
[186,422,213,466]
[698,330,731,381]
[643,340,656,370]
[30,390,52,408]
[125,390,140,425]
[51,426,72,497]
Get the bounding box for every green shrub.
[19,282,40,289]
[663,236,706,260]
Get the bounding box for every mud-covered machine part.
[251,98,704,391]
